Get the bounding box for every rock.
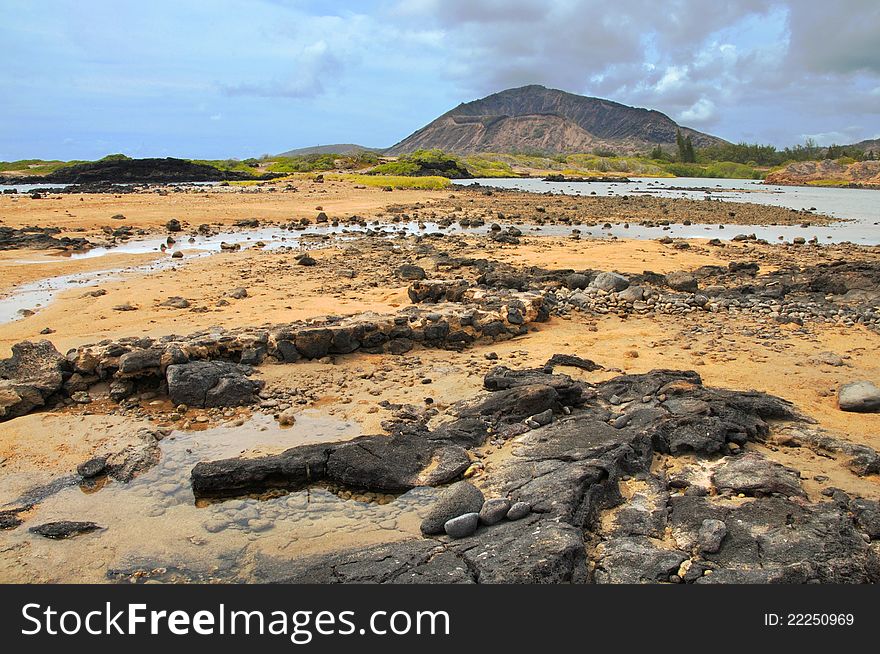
[506,501,531,520]
[258,515,587,584]
[166,361,263,408]
[458,384,562,423]
[811,351,844,367]
[444,512,479,539]
[166,219,182,232]
[545,353,603,372]
[160,296,190,309]
[117,348,162,375]
[77,456,108,479]
[109,379,135,402]
[851,499,880,539]
[697,518,727,553]
[617,285,645,302]
[0,510,23,530]
[594,536,688,583]
[420,481,485,535]
[712,453,806,497]
[171,250,183,259]
[664,271,699,292]
[529,408,554,427]
[295,328,333,359]
[565,273,590,290]
[191,444,331,497]
[29,521,102,539]
[277,408,297,426]
[396,264,427,281]
[112,303,138,311]
[479,498,511,525]
[227,287,248,299]
[838,381,880,413]
[0,340,67,420]
[328,434,470,492]
[591,271,630,292]
[297,255,317,266]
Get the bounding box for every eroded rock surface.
[189,365,880,584]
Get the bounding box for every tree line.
[649,133,875,166]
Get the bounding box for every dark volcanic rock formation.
[14,157,267,184]
[191,365,880,584]
[388,85,725,155]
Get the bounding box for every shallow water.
[454,177,880,244]
[0,412,439,583]
[1,177,878,323]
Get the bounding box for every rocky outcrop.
[188,365,880,584]
[0,226,91,251]
[0,291,549,421]
[764,159,880,188]
[191,431,471,497]
[0,340,68,420]
[10,157,268,185]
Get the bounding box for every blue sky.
[1,0,878,160]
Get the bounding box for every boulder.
[420,481,485,535]
[838,381,880,413]
[479,498,511,525]
[191,444,331,497]
[591,272,630,292]
[166,361,263,408]
[396,264,427,281]
[664,271,699,292]
[0,340,67,419]
[444,512,480,539]
[712,453,805,497]
[117,348,162,375]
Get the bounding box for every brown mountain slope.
[388,85,726,155]
[848,138,880,155]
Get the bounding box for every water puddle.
[0,412,440,583]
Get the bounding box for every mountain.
[278,144,383,157]
[388,85,726,156]
[848,138,880,155]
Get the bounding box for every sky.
[1,0,878,160]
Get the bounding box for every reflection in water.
[0,412,440,583]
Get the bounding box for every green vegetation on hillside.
[264,151,378,174]
[369,149,471,178]
[2,138,873,184]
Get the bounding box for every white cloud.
[679,98,717,125]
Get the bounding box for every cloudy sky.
[1,0,878,160]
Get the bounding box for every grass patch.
[330,173,450,190]
[0,159,84,176]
